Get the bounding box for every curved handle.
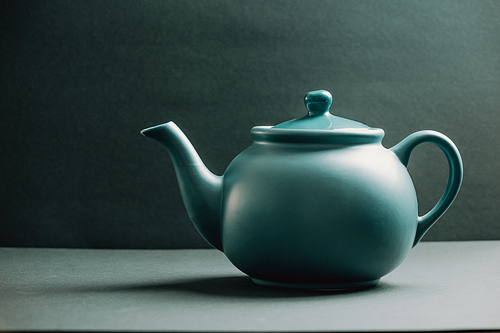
[390,130,463,247]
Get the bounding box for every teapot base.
[251,278,380,291]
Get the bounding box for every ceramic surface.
[141,90,463,290]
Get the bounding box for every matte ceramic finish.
[141,90,463,290]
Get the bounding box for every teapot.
[141,90,463,290]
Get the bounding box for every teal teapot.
[141,90,463,290]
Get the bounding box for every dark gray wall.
[1,0,499,248]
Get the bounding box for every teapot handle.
[390,130,463,247]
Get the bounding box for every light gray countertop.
[1,241,499,332]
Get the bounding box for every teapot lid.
[251,90,384,144]
[273,90,371,130]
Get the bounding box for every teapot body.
[221,132,418,288]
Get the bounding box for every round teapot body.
[221,129,418,289]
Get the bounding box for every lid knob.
[304,90,333,116]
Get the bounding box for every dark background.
[1,0,499,249]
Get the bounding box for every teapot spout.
[141,122,223,250]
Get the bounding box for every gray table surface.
[1,241,499,332]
